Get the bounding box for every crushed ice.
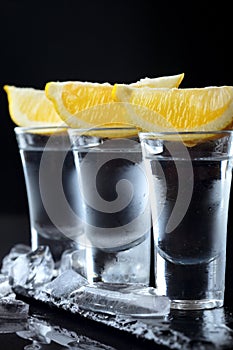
[0,244,170,318]
[0,244,173,348]
[16,316,116,349]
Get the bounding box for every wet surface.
[1,216,233,349]
[10,286,233,350]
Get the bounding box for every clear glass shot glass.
[68,127,152,286]
[15,126,83,265]
[139,131,233,310]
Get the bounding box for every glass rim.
[14,125,139,134]
[14,125,69,134]
[139,130,233,137]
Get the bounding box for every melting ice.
[0,244,170,319]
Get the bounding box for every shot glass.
[68,127,152,285]
[139,131,233,310]
[15,126,83,264]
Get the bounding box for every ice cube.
[0,297,29,319]
[9,246,55,288]
[17,317,52,344]
[0,274,13,298]
[59,249,73,272]
[59,248,86,277]
[44,269,88,298]
[70,284,170,318]
[0,320,28,334]
[1,244,31,276]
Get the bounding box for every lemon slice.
[45,73,184,128]
[130,73,184,88]
[4,85,64,127]
[112,85,233,133]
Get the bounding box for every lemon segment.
[45,82,115,128]
[130,73,184,88]
[4,85,64,127]
[112,85,233,132]
[45,73,185,128]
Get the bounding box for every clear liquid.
[146,156,232,306]
[73,140,152,284]
[20,149,82,262]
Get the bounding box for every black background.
[0,0,233,215]
[0,0,233,277]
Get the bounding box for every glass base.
[170,299,224,310]
[85,233,151,285]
